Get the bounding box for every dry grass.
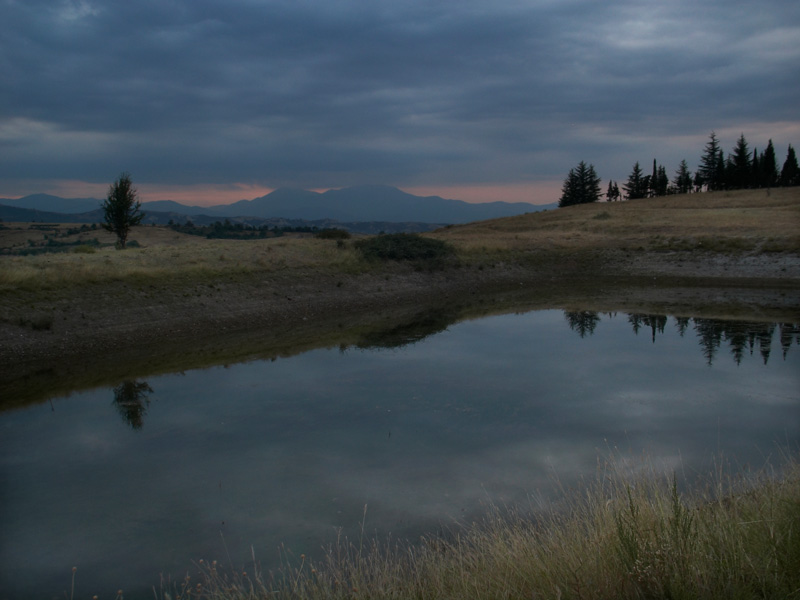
[0,229,368,291]
[169,454,800,600]
[432,188,800,256]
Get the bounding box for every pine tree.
[559,161,602,207]
[730,133,752,189]
[656,165,669,196]
[623,162,647,199]
[102,172,145,249]
[751,149,760,188]
[761,140,779,188]
[673,159,693,194]
[650,159,658,198]
[692,171,703,193]
[605,180,621,202]
[780,144,800,187]
[715,150,727,190]
[698,132,721,190]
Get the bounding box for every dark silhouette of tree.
[559,161,602,207]
[780,144,800,186]
[673,160,693,194]
[726,325,749,365]
[694,318,724,365]
[692,171,704,193]
[647,160,669,197]
[674,317,691,336]
[755,324,775,365]
[628,314,667,342]
[606,180,621,202]
[113,380,154,430]
[698,132,722,191]
[564,311,601,337]
[715,150,728,190]
[751,149,759,188]
[779,323,800,359]
[730,134,753,189]
[623,162,648,199]
[102,173,144,249]
[760,140,779,189]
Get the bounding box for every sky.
[1,0,799,206]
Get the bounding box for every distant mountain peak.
[2,186,554,224]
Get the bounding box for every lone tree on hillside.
[103,172,144,249]
[559,161,602,207]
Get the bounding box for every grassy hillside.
[1,188,798,294]
[435,187,800,255]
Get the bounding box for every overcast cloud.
[1,0,799,204]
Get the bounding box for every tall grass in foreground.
[174,455,799,600]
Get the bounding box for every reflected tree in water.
[628,314,668,343]
[692,319,724,365]
[113,380,154,430]
[564,311,600,338]
[781,323,800,359]
[693,320,777,366]
[353,308,457,350]
[674,317,691,336]
[561,310,798,367]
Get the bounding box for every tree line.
[167,219,350,240]
[559,133,800,207]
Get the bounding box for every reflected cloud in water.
[1,308,798,596]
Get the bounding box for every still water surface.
[1,308,799,597]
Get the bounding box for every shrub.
[354,233,456,267]
[315,228,351,240]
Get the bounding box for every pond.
[1,306,798,597]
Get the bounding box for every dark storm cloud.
[1,0,798,195]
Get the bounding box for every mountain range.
[0,185,554,228]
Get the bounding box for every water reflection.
[563,311,601,338]
[564,311,799,366]
[350,308,457,350]
[1,308,798,598]
[112,380,153,430]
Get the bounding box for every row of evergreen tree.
[559,133,800,207]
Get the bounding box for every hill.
[1,186,552,225]
[0,193,101,214]
[209,185,550,222]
